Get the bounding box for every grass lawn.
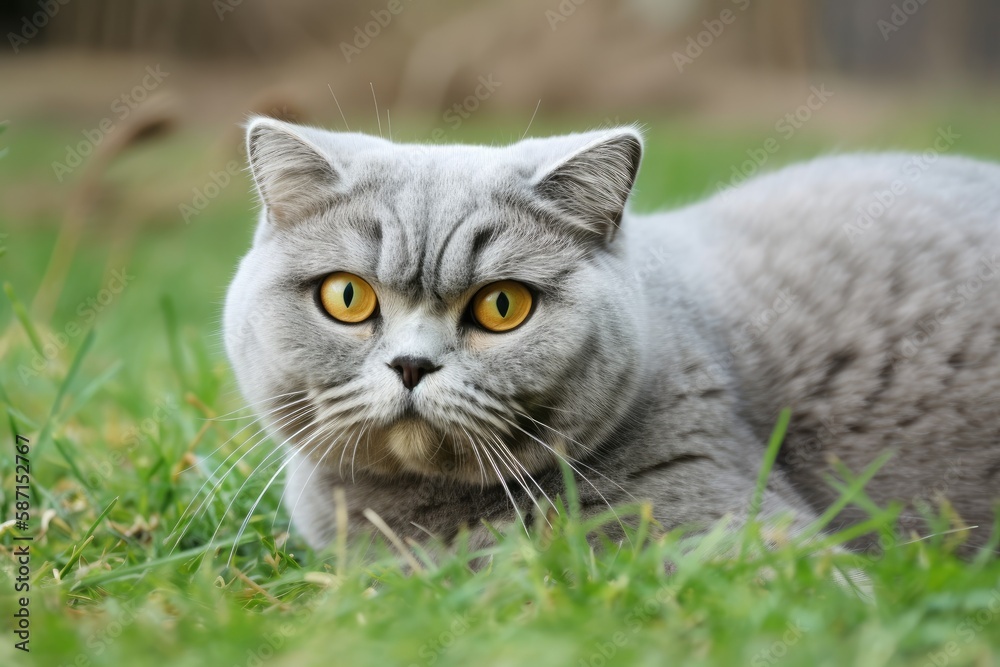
[2,111,1000,667]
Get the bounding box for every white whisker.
[464,427,527,536]
[328,85,351,131]
[521,98,542,140]
[467,429,488,488]
[500,413,631,542]
[179,396,311,472]
[487,426,556,515]
[350,419,372,483]
[168,400,316,551]
[206,391,310,421]
[370,82,382,138]
[482,433,552,530]
[222,418,335,563]
[201,409,327,553]
[516,411,638,503]
[276,423,352,537]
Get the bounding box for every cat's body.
[225,120,1000,553]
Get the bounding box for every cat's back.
[650,152,1000,542]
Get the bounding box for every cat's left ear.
[245,117,341,227]
[531,128,643,242]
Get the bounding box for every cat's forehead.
[279,157,577,302]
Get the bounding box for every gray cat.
[223,118,1000,553]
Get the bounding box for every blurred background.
[2,0,1000,412]
[3,0,999,224]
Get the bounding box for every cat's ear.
[531,128,642,242]
[245,117,341,227]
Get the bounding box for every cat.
[224,117,1000,554]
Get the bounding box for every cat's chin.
[384,418,440,468]
[378,418,479,482]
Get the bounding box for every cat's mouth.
[291,389,553,483]
[397,402,421,421]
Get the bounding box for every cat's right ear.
[245,117,341,227]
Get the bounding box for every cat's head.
[224,118,647,484]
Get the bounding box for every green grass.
[3,113,1000,667]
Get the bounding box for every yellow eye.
[320,272,378,323]
[471,280,533,332]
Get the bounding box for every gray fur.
[225,118,1000,552]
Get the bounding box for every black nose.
[389,356,439,390]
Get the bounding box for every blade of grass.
[4,281,44,355]
[160,294,189,391]
[557,457,581,520]
[52,437,96,490]
[59,359,123,421]
[51,327,96,418]
[34,328,96,456]
[58,496,119,580]
[972,505,1000,566]
[0,378,37,433]
[71,533,258,590]
[810,514,899,553]
[80,496,118,544]
[748,407,791,523]
[3,404,37,431]
[741,407,790,558]
[799,450,895,541]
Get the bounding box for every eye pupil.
[343,282,355,307]
[496,292,510,317]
